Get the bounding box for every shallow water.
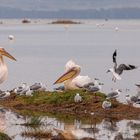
[0,106,139,140]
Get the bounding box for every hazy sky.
[0,0,140,11]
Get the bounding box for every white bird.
[74,93,82,102]
[0,91,10,99]
[125,94,140,105]
[0,47,16,85]
[26,89,33,96]
[8,35,14,40]
[115,27,119,31]
[102,101,112,109]
[106,89,122,99]
[14,83,29,95]
[135,84,140,97]
[30,82,47,91]
[107,50,137,82]
[54,85,65,92]
[54,60,93,90]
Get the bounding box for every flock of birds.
[0,46,139,109]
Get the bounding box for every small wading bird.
[0,48,16,85]
[53,60,94,90]
[107,50,137,82]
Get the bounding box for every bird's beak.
[0,48,16,61]
[54,69,77,84]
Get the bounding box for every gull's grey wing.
[88,86,99,93]
[113,50,117,69]
[83,82,95,89]
[0,93,6,98]
[30,83,41,90]
[113,50,117,63]
[107,91,118,99]
[116,64,137,75]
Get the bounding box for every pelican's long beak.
[0,48,16,61]
[54,69,77,84]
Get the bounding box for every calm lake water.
[0,19,140,101]
[0,19,140,139]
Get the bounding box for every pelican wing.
[72,75,92,88]
[116,64,137,75]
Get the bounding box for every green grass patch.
[15,90,106,105]
[0,132,11,140]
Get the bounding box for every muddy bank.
[0,90,140,121]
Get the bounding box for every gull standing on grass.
[106,89,122,99]
[30,82,47,91]
[102,101,112,109]
[107,50,137,82]
[85,79,103,98]
[74,93,82,102]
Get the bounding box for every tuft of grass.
[21,130,52,138]
[0,132,11,140]
[22,116,42,128]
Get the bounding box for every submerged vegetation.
[21,116,42,128]
[0,132,11,140]
[21,130,52,139]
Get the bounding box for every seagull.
[74,93,82,102]
[14,83,29,95]
[8,35,14,40]
[25,89,33,96]
[125,94,140,105]
[54,60,94,90]
[85,79,103,98]
[107,50,137,82]
[106,89,122,99]
[54,85,65,92]
[0,91,10,99]
[30,83,47,91]
[0,47,16,85]
[102,101,111,109]
[135,84,140,97]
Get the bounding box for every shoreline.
[0,90,140,121]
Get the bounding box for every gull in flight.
[107,50,137,82]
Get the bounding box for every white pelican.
[0,48,16,84]
[54,60,93,90]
